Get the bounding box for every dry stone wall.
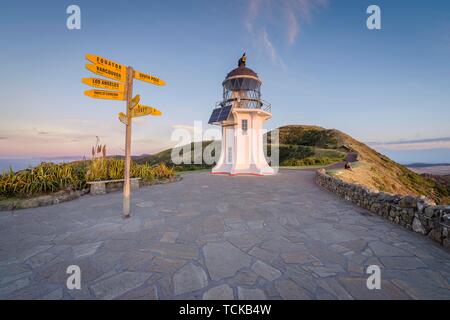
[315,169,450,248]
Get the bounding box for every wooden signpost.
[82,54,165,218]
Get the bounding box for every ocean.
[0,157,83,173]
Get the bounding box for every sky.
[0,0,449,163]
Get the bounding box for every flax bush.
[0,162,88,198]
[0,159,175,198]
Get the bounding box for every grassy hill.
[134,141,218,171]
[274,125,449,204]
[269,125,348,166]
[135,124,450,204]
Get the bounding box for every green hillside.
[134,141,219,171]
[269,125,347,166]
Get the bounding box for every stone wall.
[315,169,450,248]
[0,188,89,211]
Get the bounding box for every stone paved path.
[0,170,449,300]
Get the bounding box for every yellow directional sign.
[86,64,126,82]
[133,70,166,86]
[84,89,125,100]
[117,106,162,121]
[118,112,128,125]
[130,95,140,109]
[86,54,126,73]
[82,78,125,91]
[132,104,162,117]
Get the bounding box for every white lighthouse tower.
[209,54,275,176]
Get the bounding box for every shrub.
[0,162,87,198]
[281,156,344,167]
[86,158,109,181]
[148,163,175,180]
[87,159,175,183]
[0,159,175,198]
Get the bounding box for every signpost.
[123,66,134,218]
[83,54,165,218]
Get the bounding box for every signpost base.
[123,195,131,219]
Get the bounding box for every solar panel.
[208,105,232,124]
[208,108,222,124]
[217,105,232,122]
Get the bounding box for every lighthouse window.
[228,147,232,163]
[242,119,248,134]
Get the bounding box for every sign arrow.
[118,112,128,125]
[130,94,141,109]
[86,64,126,82]
[131,104,162,117]
[84,89,125,100]
[85,54,126,73]
[82,78,125,91]
[133,70,166,86]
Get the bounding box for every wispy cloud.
[285,7,299,45]
[245,0,327,68]
[368,137,450,151]
[245,0,286,68]
[260,28,287,71]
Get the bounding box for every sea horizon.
[1,155,450,174]
[0,157,84,173]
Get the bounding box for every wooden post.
[123,66,134,218]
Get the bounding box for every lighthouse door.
[227,147,233,163]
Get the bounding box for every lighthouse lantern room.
[208,54,275,176]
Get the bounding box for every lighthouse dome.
[222,54,261,91]
[223,65,261,92]
[226,65,259,79]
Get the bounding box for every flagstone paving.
[0,170,449,300]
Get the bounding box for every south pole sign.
[82,54,165,218]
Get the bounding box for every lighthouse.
[208,54,275,176]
